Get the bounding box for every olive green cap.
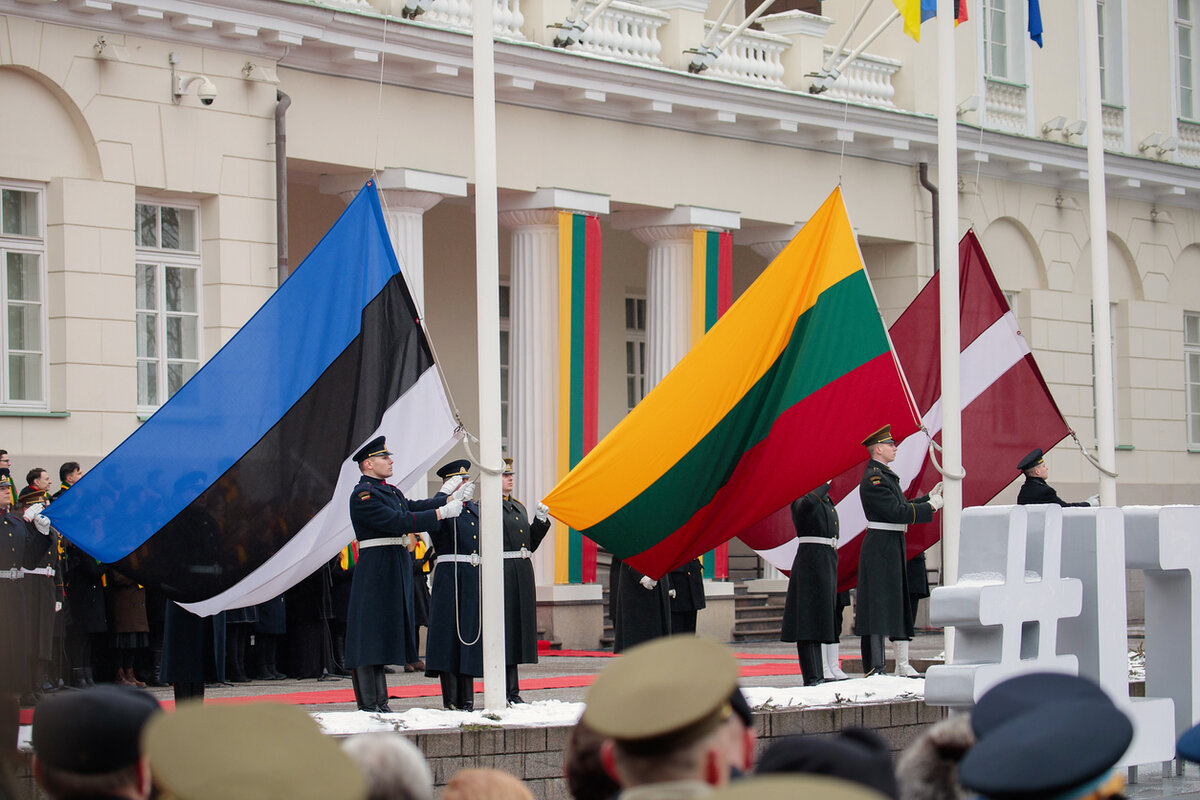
[707,775,891,800]
[861,424,895,448]
[582,636,739,755]
[143,702,366,800]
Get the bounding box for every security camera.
[197,78,217,106]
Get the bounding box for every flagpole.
[1082,0,1117,506]
[472,0,507,712]
[935,3,963,661]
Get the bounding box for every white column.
[636,225,696,389]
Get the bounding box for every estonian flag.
[46,182,461,616]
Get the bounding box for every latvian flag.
[739,230,1070,588]
[46,183,461,616]
[543,188,921,579]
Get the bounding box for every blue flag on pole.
[47,182,461,616]
[1028,0,1044,47]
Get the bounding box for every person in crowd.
[160,602,225,705]
[958,672,1131,800]
[895,715,975,800]
[31,685,161,800]
[253,594,287,681]
[107,568,148,688]
[286,561,340,680]
[1178,719,1200,767]
[582,636,755,797]
[442,769,533,800]
[1,476,50,712]
[345,437,464,713]
[143,702,366,800]
[408,533,432,673]
[0,451,15,505]
[854,425,942,678]
[223,601,256,684]
[51,463,81,501]
[757,729,898,799]
[612,560,671,654]
[705,775,890,800]
[331,544,356,676]
[426,460,481,711]
[24,468,52,499]
[500,457,550,704]
[667,558,706,635]
[62,534,106,689]
[342,732,434,800]
[782,482,840,686]
[563,718,622,800]
[18,483,60,701]
[1016,449,1098,507]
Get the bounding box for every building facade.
[1,0,1196,643]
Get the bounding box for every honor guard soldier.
[425,459,483,711]
[582,636,756,797]
[500,457,550,704]
[781,483,840,686]
[854,425,942,678]
[18,484,59,701]
[344,436,467,713]
[1016,449,1098,507]
[0,477,50,714]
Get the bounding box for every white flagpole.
[1082,0,1117,506]
[472,0,507,712]
[936,3,963,660]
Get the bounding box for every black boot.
[70,668,88,689]
[352,667,378,712]
[227,627,250,683]
[506,665,523,704]
[332,635,351,677]
[798,643,824,686]
[38,661,58,694]
[146,649,167,687]
[861,635,886,677]
[265,637,285,680]
[457,675,475,712]
[83,667,96,688]
[374,666,391,713]
[173,682,205,704]
[440,673,459,710]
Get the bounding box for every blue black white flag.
[47,182,461,616]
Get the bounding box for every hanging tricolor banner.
[555,211,602,584]
[739,230,1070,589]
[544,187,921,579]
[692,229,733,581]
[46,182,461,616]
[894,0,968,41]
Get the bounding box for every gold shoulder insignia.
[357,491,371,501]
[869,477,881,485]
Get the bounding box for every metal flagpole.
[935,3,963,661]
[472,0,507,712]
[1082,0,1117,506]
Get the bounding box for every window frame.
[0,180,49,409]
[134,199,203,414]
[1177,0,1198,122]
[624,295,647,414]
[1185,311,1200,448]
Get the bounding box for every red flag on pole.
[739,230,1070,589]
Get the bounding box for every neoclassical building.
[1,0,1196,643]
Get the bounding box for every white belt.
[439,553,481,567]
[867,522,908,532]
[503,547,532,560]
[795,536,837,547]
[358,536,410,549]
[0,568,22,580]
[22,567,55,577]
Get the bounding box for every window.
[499,283,510,448]
[0,184,46,406]
[980,0,1029,132]
[625,296,646,413]
[1096,0,1126,106]
[1178,0,1197,120]
[135,202,200,410]
[1186,312,1200,447]
[983,0,1011,80]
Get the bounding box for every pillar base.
[536,584,604,650]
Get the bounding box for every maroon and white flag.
[738,230,1071,590]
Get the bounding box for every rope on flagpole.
[924,428,966,480]
[1068,428,1119,478]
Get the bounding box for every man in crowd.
[1016,449,1098,507]
[31,685,162,800]
[344,436,466,713]
[19,483,60,701]
[52,462,82,500]
[854,425,942,678]
[500,457,550,704]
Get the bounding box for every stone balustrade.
[421,0,527,39]
[1102,103,1125,152]
[821,46,900,107]
[703,22,789,88]
[1179,120,1200,167]
[569,0,669,65]
[984,78,1028,134]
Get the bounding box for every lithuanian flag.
[542,188,921,579]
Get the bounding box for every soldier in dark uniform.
[613,560,671,654]
[344,437,464,713]
[854,425,942,677]
[54,462,106,689]
[499,457,550,704]
[0,477,50,713]
[425,460,482,711]
[1016,449,1097,507]
[781,483,839,686]
[18,483,59,701]
[667,558,706,635]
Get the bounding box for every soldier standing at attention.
[781,483,840,686]
[499,457,550,704]
[1016,449,1098,507]
[344,437,466,713]
[854,425,942,678]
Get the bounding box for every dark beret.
[1178,721,1200,763]
[32,685,161,774]
[971,672,1110,740]
[757,728,899,800]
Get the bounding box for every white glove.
[535,503,549,523]
[439,476,465,497]
[22,502,44,522]
[438,498,464,520]
[55,601,62,613]
[1087,494,1100,507]
[639,575,657,591]
[34,514,51,535]
[669,589,677,598]
[453,480,475,503]
[929,481,944,499]
[928,494,944,512]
